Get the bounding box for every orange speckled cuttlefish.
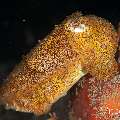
[0,12,119,115]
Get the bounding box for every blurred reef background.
[0,0,120,120]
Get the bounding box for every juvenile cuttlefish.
[0,12,119,115]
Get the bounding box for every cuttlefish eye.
[63,13,90,36]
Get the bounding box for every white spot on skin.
[70,24,88,33]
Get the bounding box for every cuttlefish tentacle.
[0,12,119,115]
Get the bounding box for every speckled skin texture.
[70,74,120,120]
[64,13,118,81]
[0,12,119,115]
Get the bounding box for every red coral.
[70,74,120,120]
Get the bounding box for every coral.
[70,74,120,120]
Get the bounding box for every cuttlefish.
[0,12,119,115]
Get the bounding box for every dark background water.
[0,0,120,120]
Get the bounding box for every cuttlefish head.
[62,12,119,80]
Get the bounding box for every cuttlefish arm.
[0,12,119,115]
